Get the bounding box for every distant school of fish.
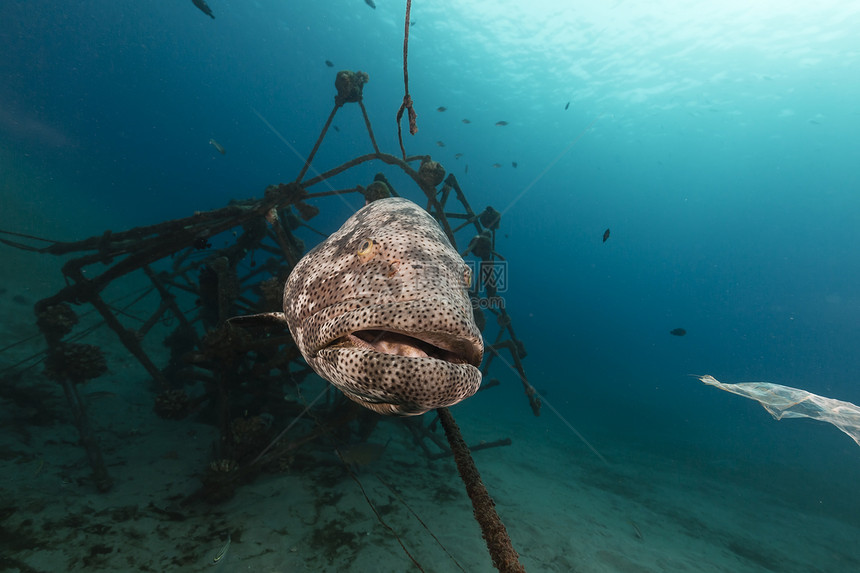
[195,10,590,239]
[191,0,694,434]
[430,100,582,171]
[191,0,390,20]
[192,1,581,176]
[192,0,589,241]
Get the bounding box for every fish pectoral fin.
[227,312,288,329]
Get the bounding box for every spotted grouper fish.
[282,197,483,416]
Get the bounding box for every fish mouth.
[327,329,482,368]
[299,298,484,415]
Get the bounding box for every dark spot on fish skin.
[325,60,334,67]
[670,328,687,336]
[495,121,508,126]
[437,106,447,112]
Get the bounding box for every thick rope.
[437,407,525,573]
[396,0,418,159]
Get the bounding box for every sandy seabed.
[2,262,859,573]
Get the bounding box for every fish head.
[283,197,483,416]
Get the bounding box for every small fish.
[409,19,416,27]
[511,161,517,168]
[212,533,231,565]
[209,139,226,155]
[365,0,376,9]
[495,121,508,126]
[565,101,570,110]
[333,125,340,132]
[454,153,463,159]
[465,164,469,174]
[192,0,215,19]
[436,140,446,147]
[492,163,502,168]
[437,106,447,112]
[602,228,610,242]
[325,60,334,67]
[462,119,471,124]
[670,328,687,336]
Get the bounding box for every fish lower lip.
[332,330,474,365]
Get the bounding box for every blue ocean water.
[3,0,860,570]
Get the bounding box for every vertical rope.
[396,0,418,159]
[437,407,526,573]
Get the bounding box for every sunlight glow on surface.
[422,0,859,114]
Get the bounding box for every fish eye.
[357,238,375,258]
[462,265,472,287]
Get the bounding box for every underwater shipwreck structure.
[2,64,541,570]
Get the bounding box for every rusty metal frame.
[0,73,538,498]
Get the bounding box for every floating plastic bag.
[699,375,860,447]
